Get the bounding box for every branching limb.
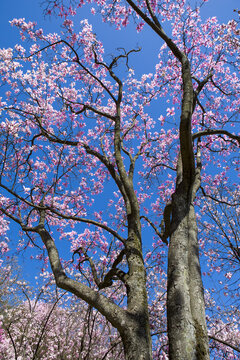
[32,224,128,332]
[192,72,213,111]
[48,207,126,244]
[145,0,162,28]
[98,249,128,289]
[73,247,101,287]
[64,99,116,121]
[0,187,126,245]
[26,39,117,103]
[193,129,240,145]
[210,78,235,96]
[140,215,168,245]
[159,202,172,243]
[200,186,240,207]
[92,46,141,72]
[73,247,128,290]
[125,0,183,62]
[209,335,240,353]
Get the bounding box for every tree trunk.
[167,183,209,360]
[121,320,153,360]
[122,214,153,360]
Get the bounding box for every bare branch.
[125,0,183,61]
[200,187,240,207]
[98,249,128,289]
[209,335,240,353]
[140,215,168,245]
[193,129,240,145]
[48,208,126,244]
[74,247,101,287]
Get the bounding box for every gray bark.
[38,225,152,360]
[121,320,152,360]
[167,56,210,359]
[120,13,210,358]
[167,193,209,360]
[123,214,152,360]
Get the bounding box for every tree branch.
[140,215,168,245]
[48,207,126,244]
[36,226,128,332]
[98,249,128,289]
[27,39,117,103]
[200,187,240,207]
[125,0,183,61]
[209,335,240,353]
[193,129,240,145]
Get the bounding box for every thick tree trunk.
[122,214,153,360]
[188,204,210,359]
[167,185,209,360]
[165,49,210,359]
[121,320,153,360]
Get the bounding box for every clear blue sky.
[0,0,239,76]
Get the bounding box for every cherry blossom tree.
[1,262,238,359]
[0,0,240,359]
[0,277,124,360]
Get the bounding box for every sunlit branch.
[47,207,126,244]
[140,215,168,245]
[126,0,183,61]
[35,226,128,331]
[209,335,240,353]
[193,129,240,145]
[200,187,240,207]
[26,39,117,103]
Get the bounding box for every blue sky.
[1,0,239,76]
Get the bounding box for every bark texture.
[38,221,152,360]
[120,14,210,358]
[167,56,210,360]
[168,195,209,360]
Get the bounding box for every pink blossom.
[166,107,175,116]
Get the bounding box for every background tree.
[0,276,124,360]
[0,261,238,359]
[0,1,239,359]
